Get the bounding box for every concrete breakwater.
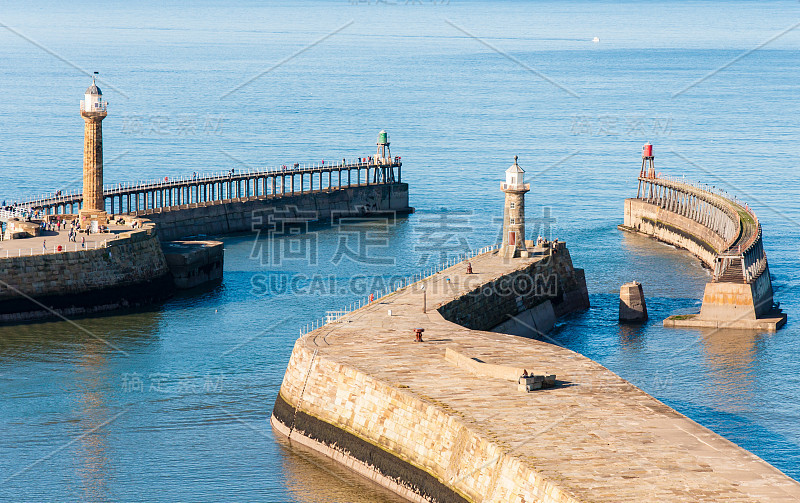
[272,245,800,502]
[0,219,172,322]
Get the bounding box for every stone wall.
[622,198,729,268]
[275,341,579,503]
[274,244,798,501]
[162,240,224,290]
[623,198,779,327]
[141,183,411,241]
[700,267,774,320]
[436,245,589,331]
[274,248,591,503]
[0,221,172,321]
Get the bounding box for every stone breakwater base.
[140,183,411,241]
[161,240,223,289]
[0,183,409,321]
[0,220,172,322]
[272,247,800,503]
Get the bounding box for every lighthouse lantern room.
[81,74,107,114]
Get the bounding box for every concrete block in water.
[162,240,224,289]
[619,281,648,322]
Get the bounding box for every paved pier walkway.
[0,224,133,257]
[296,250,800,502]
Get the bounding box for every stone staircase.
[717,257,745,283]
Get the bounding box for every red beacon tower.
[640,142,655,178]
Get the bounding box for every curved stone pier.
[272,246,800,502]
[620,174,785,330]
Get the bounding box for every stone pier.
[620,173,785,331]
[0,217,172,322]
[272,246,800,502]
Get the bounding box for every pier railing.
[9,158,402,217]
[636,174,767,284]
[0,207,34,221]
[1,240,108,258]
[300,244,499,338]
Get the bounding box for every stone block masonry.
[619,281,647,322]
[161,240,223,289]
[0,220,172,322]
[0,181,409,321]
[437,244,589,332]
[621,198,722,268]
[273,247,800,502]
[621,195,784,331]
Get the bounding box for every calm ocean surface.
[1,1,799,501]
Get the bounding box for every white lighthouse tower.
[500,156,530,258]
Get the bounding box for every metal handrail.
[298,244,500,337]
[15,159,402,210]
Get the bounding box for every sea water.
[1,1,799,500]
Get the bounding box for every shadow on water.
[0,311,163,359]
[274,432,408,503]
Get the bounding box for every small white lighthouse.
[500,156,530,258]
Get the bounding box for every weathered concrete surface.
[619,281,647,322]
[273,248,800,502]
[161,240,223,289]
[492,299,556,336]
[444,347,525,382]
[664,274,786,331]
[140,182,411,241]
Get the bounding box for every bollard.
[413,328,424,342]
